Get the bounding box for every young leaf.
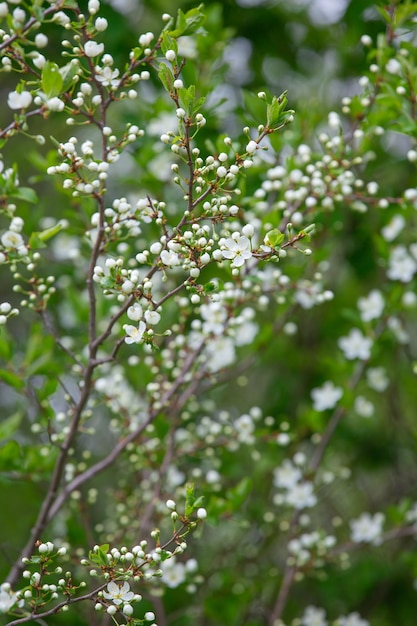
[42,61,64,99]
[29,222,64,250]
[0,369,25,390]
[185,482,196,516]
[264,229,285,248]
[10,187,38,204]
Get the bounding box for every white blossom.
[95,17,108,31]
[144,310,160,325]
[311,381,343,411]
[336,613,369,626]
[0,583,21,613]
[221,236,252,267]
[338,328,373,360]
[385,58,401,75]
[357,289,384,322]
[201,302,227,335]
[354,395,374,418]
[285,481,317,510]
[273,460,302,489]
[387,245,417,282]
[127,303,142,321]
[246,140,258,154]
[366,367,389,392]
[7,90,32,110]
[161,558,186,588]
[52,11,70,26]
[1,230,24,249]
[46,97,65,112]
[381,214,405,241]
[123,321,146,344]
[205,336,235,372]
[35,33,48,48]
[350,512,385,545]
[301,605,328,626]
[103,581,134,606]
[160,249,180,266]
[84,41,104,57]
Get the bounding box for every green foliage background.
[1,1,417,626]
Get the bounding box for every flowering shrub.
[1,1,417,625]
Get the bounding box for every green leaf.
[264,229,285,248]
[0,440,22,473]
[182,5,206,36]
[59,60,79,93]
[42,61,64,99]
[266,97,280,127]
[0,368,24,390]
[0,328,12,361]
[170,5,206,37]
[185,482,196,516]
[0,412,22,441]
[88,543,110,566]
[24,323,55,368]
[29,222,64,250]
[10,187,38,204]
[158,63,174,93]
[160,32,178,56]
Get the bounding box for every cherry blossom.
[357,289,384,322]
[103,581,134,605]
[301,605,328,626]
[350,512,385,545]
[311,381,343,411]
[221,235,252,267]
[338,328,373,360]
[84,40,104,57]
[123,321,146,344]
[7,90,32,110]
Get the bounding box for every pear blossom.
[7,90,32,110]
[103,581,134,606]
[221,235,252,267]
[84,41,104,57]
[311,381,343,411]
[338,328,372,360]
[123,321,146,344]
[350,512,384,545]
